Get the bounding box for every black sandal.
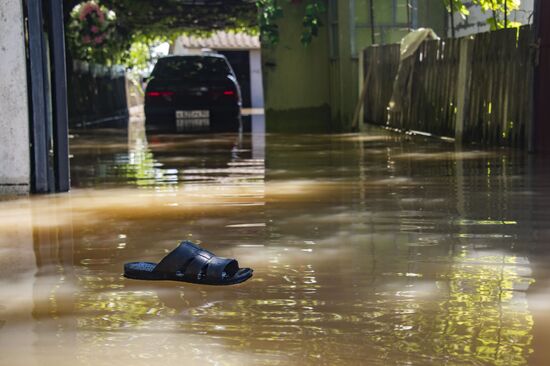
[124,241,253,285]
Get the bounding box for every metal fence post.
[27,0,51,193]
[49,0,70,192]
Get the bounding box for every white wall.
[171,40,203,55]
[0,0,30,194]
[249,50,265,109]
[451,0,535,37]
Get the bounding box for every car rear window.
[151,57,231,80]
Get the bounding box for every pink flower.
[91,25,99,33]
[79,3,99,21]
[82,35,91,44]
[94,36,104,45]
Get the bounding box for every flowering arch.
[67,1,116,63]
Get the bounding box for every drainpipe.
[406,0,411,31]
[369,0,375,44]
[449,3,455,38]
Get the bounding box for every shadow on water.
[1,116,550,365]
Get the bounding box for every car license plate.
[175,110,210,131]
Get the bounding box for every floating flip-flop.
[124,241,253,285]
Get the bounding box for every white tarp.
[389,28,439,112]
[399,28,440,61]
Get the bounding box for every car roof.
[157,54,227,60]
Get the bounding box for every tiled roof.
[177,31,260,50]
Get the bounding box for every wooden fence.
[363,26,535,147]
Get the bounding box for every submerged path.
[1,120,550,365]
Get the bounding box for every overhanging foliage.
[65,0,258,66]
[65,0,330,66]
[446,0,523,34]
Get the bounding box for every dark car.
[144,54,242,133]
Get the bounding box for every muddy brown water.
[1,120,550,365]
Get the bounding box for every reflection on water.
[1,118,550,365]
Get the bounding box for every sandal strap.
[152,241,239,281]
[207,257,239,280]
[184,251,214,278]
[153,241,211,275]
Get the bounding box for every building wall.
[416,0,447,35]
[261,2,332,133]
[451,0,534,37]
[0,0,30,194]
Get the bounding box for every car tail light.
[146,91,175,97]
[209,89,237,100]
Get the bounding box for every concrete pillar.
[0,0,30,195]
[249,50,264,110]
[328,0,359,132]
[249,49,266,160]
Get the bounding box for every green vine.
[257,0,283,44]
[300,1,326,45]
[257,0,327,46]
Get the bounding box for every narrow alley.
[1,117,549,365]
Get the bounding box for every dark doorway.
[219,51,251,108]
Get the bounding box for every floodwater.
[1,117,550,366]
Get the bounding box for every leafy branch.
[257,0,327,46]
[446,0,522,37]
[301,1,326,45]
[257,0,283,44]
[477,0,522,30]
